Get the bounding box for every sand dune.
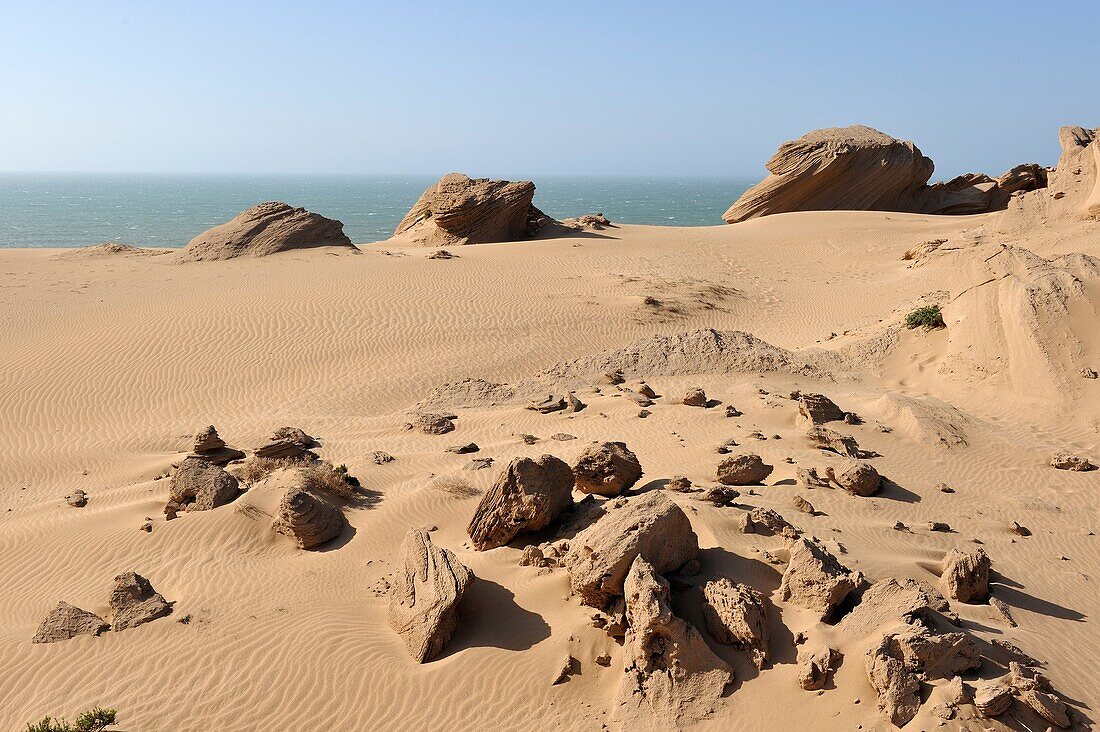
[1,207,1098,730]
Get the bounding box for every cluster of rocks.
[33,572,170,643]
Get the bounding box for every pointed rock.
[32,601,109,643]
[110,572,171,631]
[467,455,574,550]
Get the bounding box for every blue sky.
[1,1,1096,178]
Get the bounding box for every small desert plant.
[238,456,292,486]
[430,474,480,498]
[904,305,945,330]
[26,707,116,732]
[299,461,358,501]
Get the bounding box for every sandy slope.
[0,209,1098,731]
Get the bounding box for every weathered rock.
[665,475,694,493]
[552,655,581,685]
[527,394,566,414]
[702,578,770,669]
[168,457,241,511]
[866,633,922,727]
[839,578,951,637]
[1050,451,1094,471]
[519,545,546,567]
[716,453,773,485]
[792,495,815,514]
[723,126,1004,223]
[371,450,395,464]
[888,626,981,680]
[997,163,1048,194]
[698,485,740,507]
[272,486,347,549]
[188,425,245,465]
[254,426,321,460]
[394,173,545,246]
[744,507,796,537]
[617,557,733,728]
[779,536,856,620]
[797,393,845,425]
[796,466,831,488]
[388,528,474,663]
[32,601,109,643]
[445,442,479,454]
[798,645,841,690]
[180,202,353,261]
[572,441,643,497]
[467,455,574,550]
[682,387,708,406]
[65,489,87,508]
[1010,663,1071,728]
[941,547,990,603]
[807,426,865,457]
[409,413,455,436]
[973,681,1014,718]
[109,572,171,631]
[830,459,882,496]
[563,491,698,609]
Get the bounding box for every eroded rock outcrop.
[940,546,990,603]
[467,455,574,550]
[563,491,698,609]
[779,536,857,620]
[168,457,241,512]
[110,572,171,631]
[572,441,643,497]
[32,601,109,643]
[616,557,733,728]
[389,528,474,663]
[829,459,882,496]
[180,202,353,261]
[254,426,321,461]
[716,453,773,485]
[798,645,841,691]
[394,173,548,246]
[272,486,347,549]
[702,578,770,668]
[188,425,245,466]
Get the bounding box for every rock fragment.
[32,601,109,644]
[940,547,990,603]
[572,441,643,497]
[715,453,773,485]
[109,572,171,631]
[467,455,574,550]
[702,578,770,668]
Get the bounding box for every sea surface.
[0,173,755,248]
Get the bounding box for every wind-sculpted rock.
[798,645,841,691]
[829,459,881,496]
[797,393,845,425]
[779,536,857,620]
[254,426,321,461]
[716,453,773,485]
[188,425,245,465]
[1050,451,1094,471]
[408,413,456,436]
[702,578,770,669]
[563,491,698,609]
[180,202,353,261]
[168,457,240,511]
[394,173,547,246]
[389,528,474,663]
[807,425,866,457]
[32,601,109,643]
[681,387,708,406]
[940,547,990,603]
[272,486,346,549]
[838,578,951,637]
[866,633,922,727]
[110,572,171,631]
[616,557,733,729]
[467,455,574,550]
[572,441,643,497]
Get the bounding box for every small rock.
[682,387,708,407]
[928,521,951,532]
[941,546,990,603]
[937,482,955,493]
[32,601,109,644]
[573,441,643,497]
[445,443,479,454]
[411,413,456,435]
[666,475,694,493]
[716,453,773,485]
[551,433,576,442]
[465,457,494,470]
[1010,521,1031,537]
[1050,451,1094,471]
[552,655,581,685]
[792,495,815,515]
[371,451,396,464]
[724,405,742,418]
[110,572,171,631]
[65,489,87,508]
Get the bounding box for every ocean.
[0,173,755,248]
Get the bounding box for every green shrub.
[904,305,945,330]
[26,707,116,732]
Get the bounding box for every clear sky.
[1,1,1097,179]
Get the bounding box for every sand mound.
[868,393,971,448]
[53,242,170,259]
[179,202,354,261]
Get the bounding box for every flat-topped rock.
[188,424,245,466]
[254,426,321,461]
[180,202,353,261]
[394,173,548,246]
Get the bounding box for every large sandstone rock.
[779,536,857,620]
[865,632,922,727]
[180,202,353,261]
[829,458,882,496]
[389,528,474,663]
[32,601,109,643]
[467,455,574,550]
[394,173,548,246]
[110,572,171,631]
[254,426,321,461]
[616,557,733,728]
[716,453,773,485]
[562,491,698,609]
[572,441,643,497]
[722,126,1004,223]
[940,547,990,603]
[272,486,347,549]
[701,578,770,669]
[168,457,240,511]
[1053,125,1100,219]
[188,425,244,466]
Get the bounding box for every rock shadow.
[443,578,551,657]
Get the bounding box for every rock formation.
[563,491,698,609]
[572,441,643,497]
[168,457,241,512]
[829,459,882,496]
[701,578,770,668]
[798,646,841,691]
[254,426,321,461]
[940,547,990,603]
[65,489,87,508]
[32,601,109,643]
[779,536,857,620]
[394,173,549,246]
[179,202,353,261]
[389,528,474,663]
[188,425,245,465]
[109,572,171,631]
[716,453,773,485]
[681,386,708,406]
[796,393,846,425]
[807,425,865,458]
[1050,451,1094,471]
[1052,125,1100,219]
[272,485,346,549]
[616,557,733,728]
[467,455,574,550]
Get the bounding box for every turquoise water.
[0,174,754,248]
